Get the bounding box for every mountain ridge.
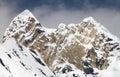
[2,9,120,77]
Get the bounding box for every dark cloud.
[9,0,120,10]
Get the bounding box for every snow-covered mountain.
[2,10,120,77]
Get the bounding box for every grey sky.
[0,0,120,40]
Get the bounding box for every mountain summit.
[3,9,41,42]
[2,10,120,77]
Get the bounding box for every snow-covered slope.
[0,38,54,77]
[2,10,120,77]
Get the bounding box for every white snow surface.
[0,38,54,77]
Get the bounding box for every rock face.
[3,10,120,77]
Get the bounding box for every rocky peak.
[3,10,42,42]
[2,10,120,77]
